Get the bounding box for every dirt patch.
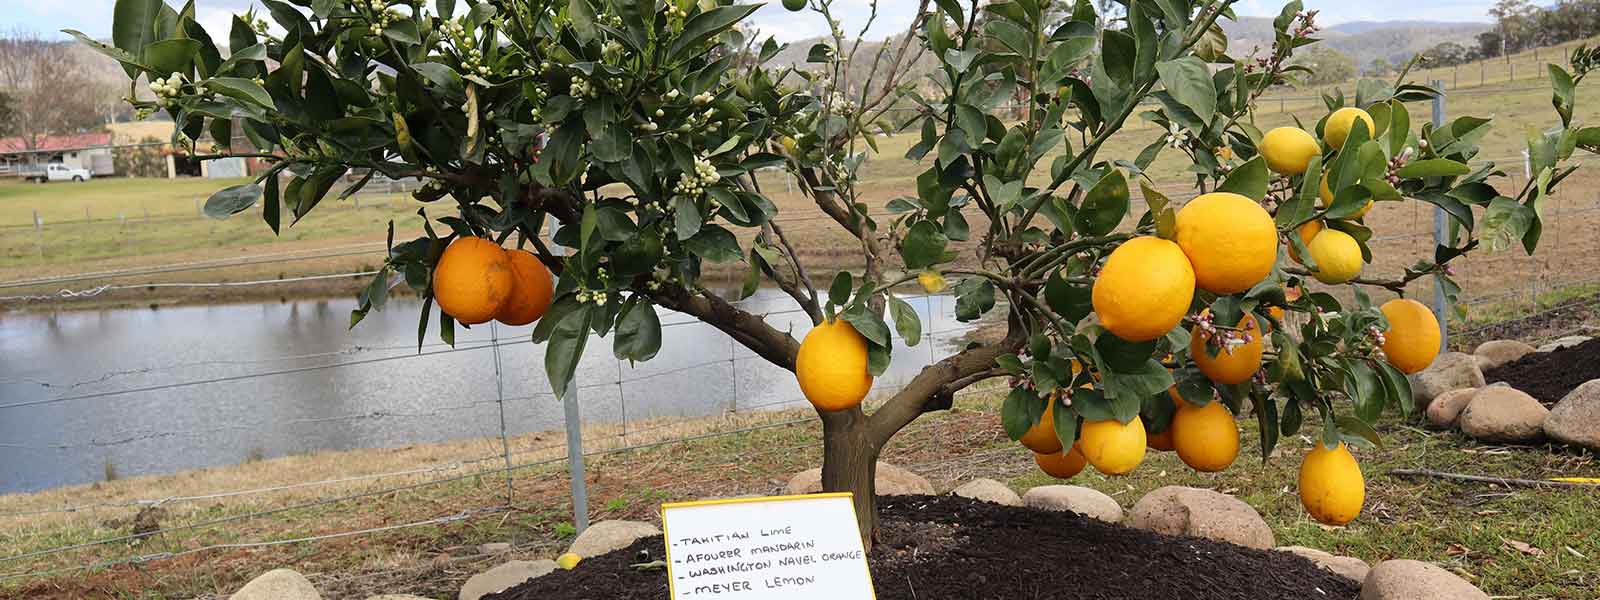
[1485,336,1600,404]
[484,495,1360,600]
[1451,292,1600,352]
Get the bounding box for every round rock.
[458,560,557,600]
[232,568,322,600]
[1473,339,1536,370]
[566,520,661,558]
[1459,386,1549,443]
[1275,546,1370,582]
[1126,486,1274,549]
[1360,559,1488,600]
[1408,352,1485,410]
[1022,485,1123,521]
[1545,379,1600,450]
[1425,388,1477,430]
[785,462,934,496]
[951,479,1022,506]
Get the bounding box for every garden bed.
[485,494,1359,600]
[1485,336,1600,404]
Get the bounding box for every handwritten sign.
[661,492,875,600]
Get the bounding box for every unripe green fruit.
[783,0,807,11]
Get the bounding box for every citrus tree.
[80,0,1596,543]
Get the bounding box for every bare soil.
[1485,336,1600,404]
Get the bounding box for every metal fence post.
[1430,80,1450,353]
[550,219,589,534]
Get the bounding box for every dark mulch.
[485,495,1359,600]
[1485,336,1600,404]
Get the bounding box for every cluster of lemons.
[432,237,556,327]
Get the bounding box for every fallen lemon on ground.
[1091,237,1196,342]
[1172,400,1240,472]
[1380,298,1441,374]
[1308,229,1363,284]
[1261,127,1320,175]
[1323,107,1375,149]
[557,552,582,569]
[1034,445,1088,479]
[1174,192,1277,294]
[1191,311,1263,385]
[1299,440,1365,526]
[496,249,555,326]
[433,237,514,325]
[1020,400,1063,454]
[796,318,873,412]
[1079,416,1147,476]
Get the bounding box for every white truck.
[19,163,93,183]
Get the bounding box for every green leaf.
[202,183,261,219]
[1396,159,1469,178]
[546,304,595,399]
[614,298,662,362]
[953,277,995,322]
[204,77,275,109]
[1481,197,1535,252]
[901,220,949,270]
[1044,270,1092,323]
[887,295,923,347]
[1154,57,1216,124]
[839,306,891,348]
[143,39,202,77]
[113,0,163,77]
[828,271,853,305]
[1218,155,1268,200]
[1075,169,1129,236]
[1344,360,1383,423]
[1053,397,1081,450]
[544,123,585,185]
[1002,387,1038,441]
[1276,155,1321,228]
[1336,415,1384,449]
[684,225,743,263]
[591,122,630,162]
[667,4,762,61]
[673,196,702,240]
[1140,180,1176,239]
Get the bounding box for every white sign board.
[661,492,875,600]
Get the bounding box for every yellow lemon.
[1260,127,1320,175]
[1172,400,1240,472]
[1034,445,1088,479]
[557,552,583,569]
[917,270,947,294]
[1307,229,1363,284]
[1288,219,1323,264]
[1020,399,1064,454]
[1079,416,1147,476]
[1174,192,1277,295]
[1091,237,1196,342]
[795,318,873,412]
[1191,311,1263,385]
[1323,107,1376,149]
[1298,441,1365,526]
[1319,174,1374,219]
[1380,298,1441,374]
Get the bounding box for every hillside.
[1221,16,1489,69]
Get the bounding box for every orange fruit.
[1034,445,1088,479]
[796,318,873,411]
[1091,237,1196,342]
[1020,400,1064,454]
[1174,192,1277,294]
[1171,400,1240,472]
[1147,426,1176,451]
[1191,311,1264,385]
[1379,298,1441,374]
[496,249,555,326]
[1288,220,1323,264]
[433,237,515,325]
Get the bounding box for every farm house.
[0,132,115,178]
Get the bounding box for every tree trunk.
[819,407,881,549]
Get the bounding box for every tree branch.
[651,285,802,371]
[761,221,824,325]
[866,309,1028,446]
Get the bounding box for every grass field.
[1,379,1594,599]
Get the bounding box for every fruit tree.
[81,0,1599,543]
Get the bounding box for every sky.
[11,0,1501,44]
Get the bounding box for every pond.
[0,289,972,493]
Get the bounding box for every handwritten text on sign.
[661,493,875,599]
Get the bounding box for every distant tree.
[1425,42,1470,67]
[1475,30,1504,59]
[1367,57,1392,76]
[0,29,113,149]
[0,91,15,138]
[1287,45,1356,86]
[1489,0,1537,55]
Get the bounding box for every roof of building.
[0,132,115,154]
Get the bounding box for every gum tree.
[81,0,1593,543]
